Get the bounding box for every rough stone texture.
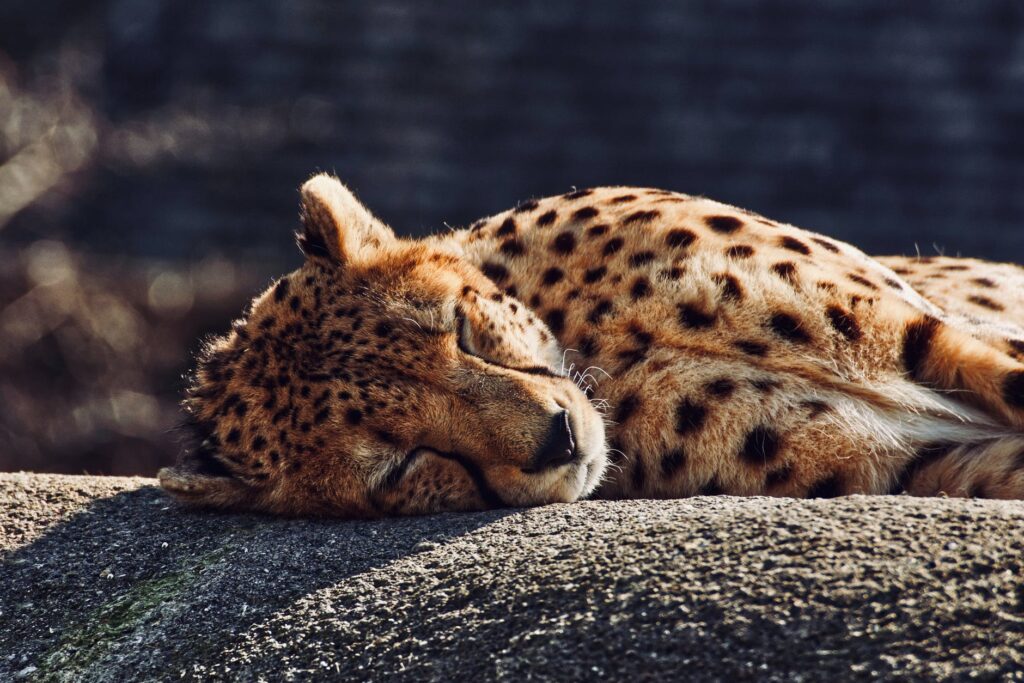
[3,473,1024,681]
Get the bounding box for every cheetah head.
[159,174,607,517]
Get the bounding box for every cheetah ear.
[298,174,396,265]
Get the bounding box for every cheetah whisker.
[400,316,423,330]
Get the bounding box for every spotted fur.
[159,175,1024,516]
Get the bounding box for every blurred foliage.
[0,243,265,475]
[0,27,279,474]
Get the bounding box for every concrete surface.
[2,473,1024,681]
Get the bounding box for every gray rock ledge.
[2,473,1024,681]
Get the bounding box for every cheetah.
[159,174,1024,516]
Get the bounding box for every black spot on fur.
[727,245,755,258]
[802,400,832,418]
[572,206,599,221]
[666,228,697,248]
[771,262,797,282]
[705,215,742,234]
[765,464,793,488]
[273,278,290,302]
[623,210,660,225]
[884,277,903,290]
[514,199,539,213]
[610,194,637,203]
[536,210,558,227]
[500,239,526,256]
[750,378,780,393]
[811,237,840,253]
[629,325,653,346]
[713,273,744,301]
[675,399,708,435]
[481,262,510,284]
[584,266,607,283]
[588,300,614,324]
[578,335,599,357]
[769,312,810,343]
[973,277,997,289]
[705,378,736,398]
[552,232,577,254]
[779,236,811,255]
[564,188,593,200]
[631,277,651,300]
[629,251,656,268]
[251,435,267,451]
[614,394,641,423]
[902,316,941,382]
[602,237,625,256]
[661,448,687,478]
[968,295,1005,312]
[678,303,715,329]
[496,217,517,237]
[544,309,566,336]
[734,340,768,356]
[542,267,564,286]
[739,426,781,465]
[345,408,363,425]
[587,224,609,238]
[616,348,648,370]
[226,428,241,444]
[847,273,879,290]
[826,305,862,341]
[1003,370,1024,409]
[289,296,301,311]
[807,474,844,498]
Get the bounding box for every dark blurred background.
[1,1,1022,476]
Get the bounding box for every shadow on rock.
[0,484,515,679]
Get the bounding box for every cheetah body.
[160,176,1024,516]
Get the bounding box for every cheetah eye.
[456,311,484,358]
[456,309,562,378]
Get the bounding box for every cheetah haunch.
[159,174,1024,516]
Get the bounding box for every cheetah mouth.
[383,446,508,509]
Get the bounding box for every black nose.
[528,411,577,472]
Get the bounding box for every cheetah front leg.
[898,436,1024,499]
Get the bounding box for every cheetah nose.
[527,410,578,472]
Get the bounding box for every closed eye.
[456,310,564,378]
